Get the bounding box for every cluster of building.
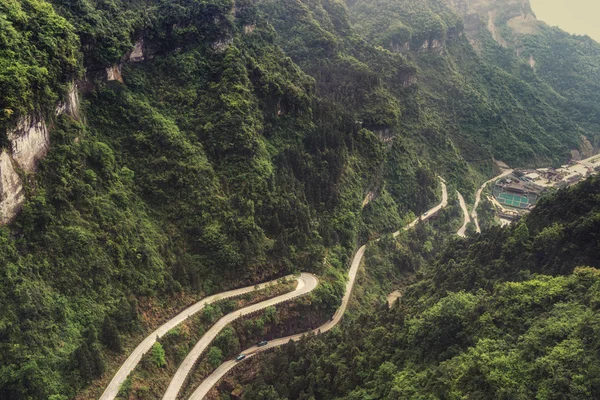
[490,155,600,222]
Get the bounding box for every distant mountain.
[442,0,600,142]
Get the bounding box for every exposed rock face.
[0,151,24,225]
[579,135,595,158]
[123,38,147,63]
[419,38,445,53]
[431,39,445,51]
[506,13,539,35]
[390,41,410,53]
[404,76,418,87]
[55,84,80,119]
[1,115,51,224]
[487,10,508,47]
[528,54,536,70]
[106,64,124,82]
[373,128,394,145]
[401,72,418,87]
[129,39,145,62]
[443,0,538,48]
[1,83,80,224]
[212,38,233,53]
[7,115,50,173]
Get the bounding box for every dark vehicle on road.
[235,354,246,361]
[257,340,268,347]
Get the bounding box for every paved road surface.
[100,275,299,400]
[189,178,449,400]
[456,191,470,237]
[471,169,513,233]
[188,247,365,400]
[163,273,319,400]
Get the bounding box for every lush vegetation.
[228,176,600,400]
[1,1,376,397]
[1,0,600,398]
[0,0,80,135]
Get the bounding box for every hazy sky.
[529,0,600,42]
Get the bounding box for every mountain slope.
[232,176,600,400]
[1,0,600,398]
[0,1,380,397]
[442,0,600,141]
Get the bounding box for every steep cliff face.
[0,116,49,223]
[7,115,50,173]
[419,38,446,52]
[106,64,124,82]
[347,0,457,55]
[123,38,145,63]
[0,84,80,224]
[443,0,538,47]
[0,151,24,225]
[55,84,81,120]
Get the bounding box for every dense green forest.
[1,0,600,398]
[230,176,600,400]
[0,0,79,134]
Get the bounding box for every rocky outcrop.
[373,128,394,145]
[122,37,156,64]
[212,38,233,53]
[528,54,536,70]
[1,114,49,224]
[579,135,595,158]
[103,38,153,83]
[506,13,539,35]
[1,83,80,224]
[124,38,145,62]
[443,0,539,48]
[390,41,410,53]
[487,10,508,47]
[418,38,445,53]
[400,71,418,87]
[7,115,50,173]
[55,83,80,120]
[0,151,24,225]
[106,64,124,83]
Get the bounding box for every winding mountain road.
[187,247,365,400]
[162,273,318,399]
[456,191,470,237]
[189,177,449,399]
[471,169,513,233]
[100,275,306,400]
[102,178,448,400]
[393,178,448,237]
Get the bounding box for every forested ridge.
[1,0,600,398]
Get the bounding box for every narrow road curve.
[456,191,470,237]
[189,177,449,400]
[163,273,319,400]
[100,275,302,400]
[393,177,448,237]
[471,169,513,233]
[188,247,365,400]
